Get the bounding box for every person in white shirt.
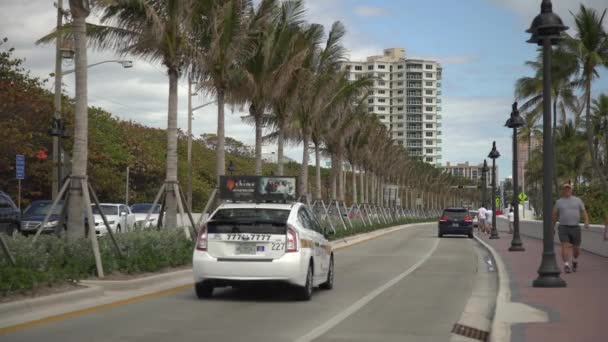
[508,208,515,234]
[485,208,493,234]
[477,205,487,233]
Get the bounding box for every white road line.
[294,237,441,342]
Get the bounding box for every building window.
[425,81,433,86]
[397,124,403,128]
[426,115,433,120]
[397,132,404,136]
[368,98,373,104]
[379,107,386,111]
[378,98,386,103]
[425,90,433,95]
[354,65,362,71]
[426,149,433,154]
[378,64,386,69]
[345,65,351,70]
[397,81,404,86]
[425,64,433,70]
[368,107,373,112]
[426,140,433,145]
[378,90,386,94]
[426,106,433,112]
[398,90,404,94]
[378,81,386,86]
[425,72,433,78]
[368,65,374,70]
[398,99,404,103]
[398,141,403,145]
[379,115,386,119]
[397,65,404,69]
[426,124,433,129]
[397,73,403,78]
[426,157,433,162]
[397,115,403,119]
[425,98,433,104]
[397,107,403,111]
[425,132,433,137]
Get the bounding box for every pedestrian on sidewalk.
[552,183,589,273]
[508,207,514,234]
[477,205,486,234]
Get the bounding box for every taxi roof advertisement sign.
[219,176,297,202]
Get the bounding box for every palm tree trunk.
[277,117,285,176]
[337,146,344,202]
[585,78,608,191]
[252,106,263,176]
[299,130,310,198]
[330,154,337,200]
[66,12,88,239]
[360,168,365,203]
[216,89,226,183]
[352,166,358,205]
[164,67,179,229]
[314,143,322,200]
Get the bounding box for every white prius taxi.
[192,176,334,301]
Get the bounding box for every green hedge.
[328,217,435,241]
[0,229,194,297]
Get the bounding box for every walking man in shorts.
[477,205,486,234]
[552,183,589,273]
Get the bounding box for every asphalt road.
[2,223,482,342]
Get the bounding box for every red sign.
[35,150,48,160]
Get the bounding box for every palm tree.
[193,0,253,183]
[592,93,608,176]
[66,0,91,239]
[569,5,608,191]
[86,0,199,228]
[239,0,310,175]
[517,109,541,199]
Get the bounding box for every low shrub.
[0,229,194,297]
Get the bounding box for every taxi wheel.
[296,263,313,301]
[195,281,214,299]
[320,256,334,290]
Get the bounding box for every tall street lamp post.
[481,160,489,208]
[488,142,500,239]
[527,0,567,288]
[505,102,526,251]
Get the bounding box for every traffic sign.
[495,196,500,207]
[16,155,25,180]
[518,193,528,202]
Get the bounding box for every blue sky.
[1,0,607,182]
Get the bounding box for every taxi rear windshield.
[208,209,290,234]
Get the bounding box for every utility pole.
[187,77,193,210]
[52,0,64,200]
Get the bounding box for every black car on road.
[0,191,20,235]
[438,207,473,238]
[20,200,65,236]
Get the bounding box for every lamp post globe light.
[488,142,500,239]
[505,102,526,251]
[481,160,489,207]
[527,0,568,288]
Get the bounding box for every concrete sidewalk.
[481,232,608,342]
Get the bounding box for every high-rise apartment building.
[343,48,443,165]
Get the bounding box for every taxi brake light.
[196,225,208,251]
[286,225,299,253]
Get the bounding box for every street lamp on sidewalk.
[527,0,567,288]
[505,102,525,251]
[481,160,489,208]
[488,141,500,239]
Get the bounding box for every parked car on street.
[92,203,134,235]
[0,191,20,235]
[438,207,474,238]
[20,200,65,235]
[130,203,161,228]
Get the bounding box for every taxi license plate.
[235,244,256,255]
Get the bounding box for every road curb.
[0,285,104,318]
[81,269,192,291]
[474,235,549,342]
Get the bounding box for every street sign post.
[16,155,25,210]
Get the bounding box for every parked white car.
[193,202,334,301]
[130,203,161,228]
[92,203,135,235]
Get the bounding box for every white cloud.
[354,6,389,17]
